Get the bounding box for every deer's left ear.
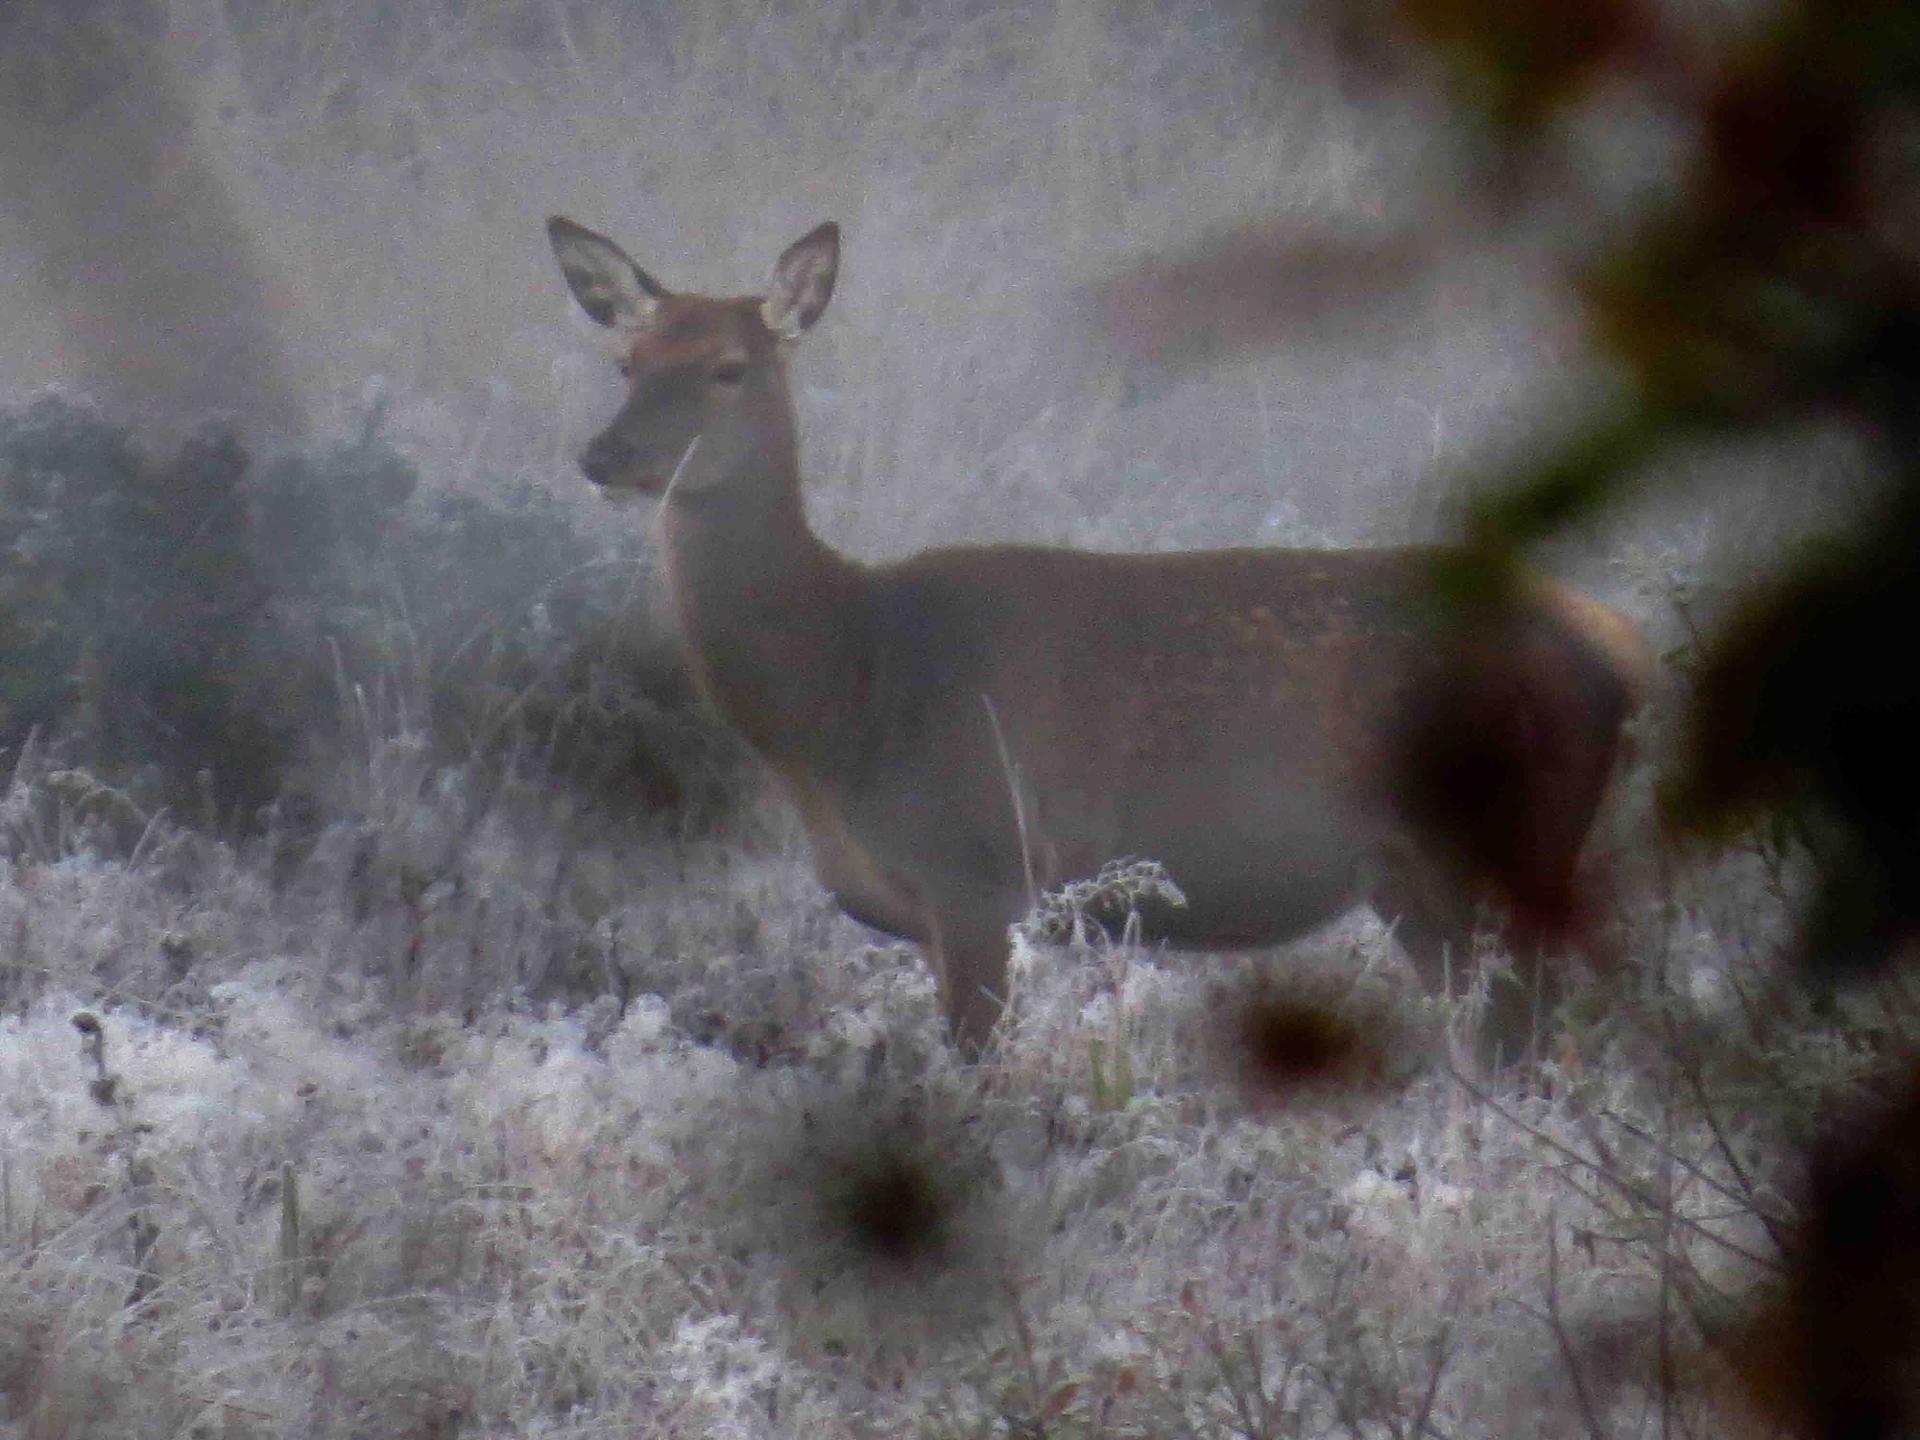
[761,222,840,340]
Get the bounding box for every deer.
[546,214,1651,1063]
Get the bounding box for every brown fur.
[547,216,1650,1058]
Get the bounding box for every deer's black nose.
[580,433,632,486]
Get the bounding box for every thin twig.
[1659,1089,1677,1440]
[1542,1218,1607,1440]
[981,694,1038,913]
[1447,1065,1783,1272]
[1409,1301,1457,1440]
[1595,1107,1792,1237]
[1004,1271,1048,1427]
[1673,1048,1795,1256]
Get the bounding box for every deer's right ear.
[547,216,666,330]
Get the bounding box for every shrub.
[0,396,740,839]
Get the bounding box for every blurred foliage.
[1450,0,1918,982]
[1312,0,1920,985]
[1395,0,1658,132]
[1384,9,1920,1425]
[0,396,729,838]
[1706,1057,1920,1438]
[1082,5,1920,1428]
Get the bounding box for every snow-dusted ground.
[0,746,1831,1436]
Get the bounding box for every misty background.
[0,0,1620,548]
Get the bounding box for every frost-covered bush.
[0,396,739,837]
[0,399,279,821]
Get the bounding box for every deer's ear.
[547,216,667,331]
[761,222,839,339]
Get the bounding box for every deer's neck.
[657,453,866,770]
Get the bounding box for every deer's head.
[547,217,839,499]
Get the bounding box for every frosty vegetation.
[0,1,1899,1436]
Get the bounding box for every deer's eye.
[712,361,749,386]
[616,358,634,379]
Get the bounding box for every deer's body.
[548,216,1649,1056]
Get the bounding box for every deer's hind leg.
[1371,865,1557,1070]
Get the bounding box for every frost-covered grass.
[0,426,1855,1436]
[0,726,1881,1438]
